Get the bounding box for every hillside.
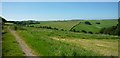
[2,19,119,56]
[99,18,120,36]
[30,19,117,34]
[30,20,80,30]
[71,20,117,33]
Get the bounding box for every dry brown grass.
[51,37,118,56]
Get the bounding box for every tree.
[118,17,120,36]
[96,22,100,24]
[85,21,92,25]
[0,16,7,24]
[88,31,93,34]
[81,30,87,33]
[73,29,76,32]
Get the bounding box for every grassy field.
[30,20,80,30]
[2,19,119,56]
[72,20,118,33]
[16,26,119,56]
[2,26,24,56]
[30,20,117,33]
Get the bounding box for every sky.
[1,2,119,21]
[1,0,120,2]
[118,2,120,18]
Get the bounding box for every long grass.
[17,27,118,56]
[2,26,24,56]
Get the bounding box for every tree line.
[100,18,120,36]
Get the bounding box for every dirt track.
[8,28,36,56]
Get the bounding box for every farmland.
[30,20,81,30]
[72,20,117,33]
[30,20,117,33]
[2,19,119,56]
[16,19,119,56]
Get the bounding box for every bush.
[76,31,80,32]
[61,29,64,31]
[88,31,93,34]
[73,29,76,32]
[14,26,18,30]
[99,26,118,35]
[81,30,87,33]
[53,28,58,30]
[96,22,100,24]
[85,21,92,25]
[29,25,34,27]
[72,51,77,56]
[13,25,26,30]
[100,28,105,33]
[48,26,52,29]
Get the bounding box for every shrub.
[73,29,76,32]
[14,26,18,30]
[48,26,52,29]
[95,32,99,34]
[61,29,64,31]
[29,25,34,27]
[13,25,26,30]
[53,28,58,30]
[88,31,93,34]
[99,26,118,35]
[96,22,100,24]
[85,21,92,25]
[81,30,87,33]
[72,51,77,56]
[100,28,105,34]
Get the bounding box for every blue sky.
[1,2,119,21]
[1,0,120,2]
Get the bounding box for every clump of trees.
[100,26,118,35]
[99,18,120,36]
[81,30,87,33]
[70,29,94,34]
[70,29,80,33]
[0,16,7,25]
[85,21,92,25]
[88,31,93,34]
[13,25,26,30]
[14,20,40,26]
[61,29,64,31]
[30,25,59,30]
[0,16,7,30]
[96,22,100,24]
[118,18,120,36]
[13,25,18,30]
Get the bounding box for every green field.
[30,20,117,33]
[16,26,118,56]
[31,20,80,30]
[2,26,24,56]
[72,20,118,33]
[2,19,119,56]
